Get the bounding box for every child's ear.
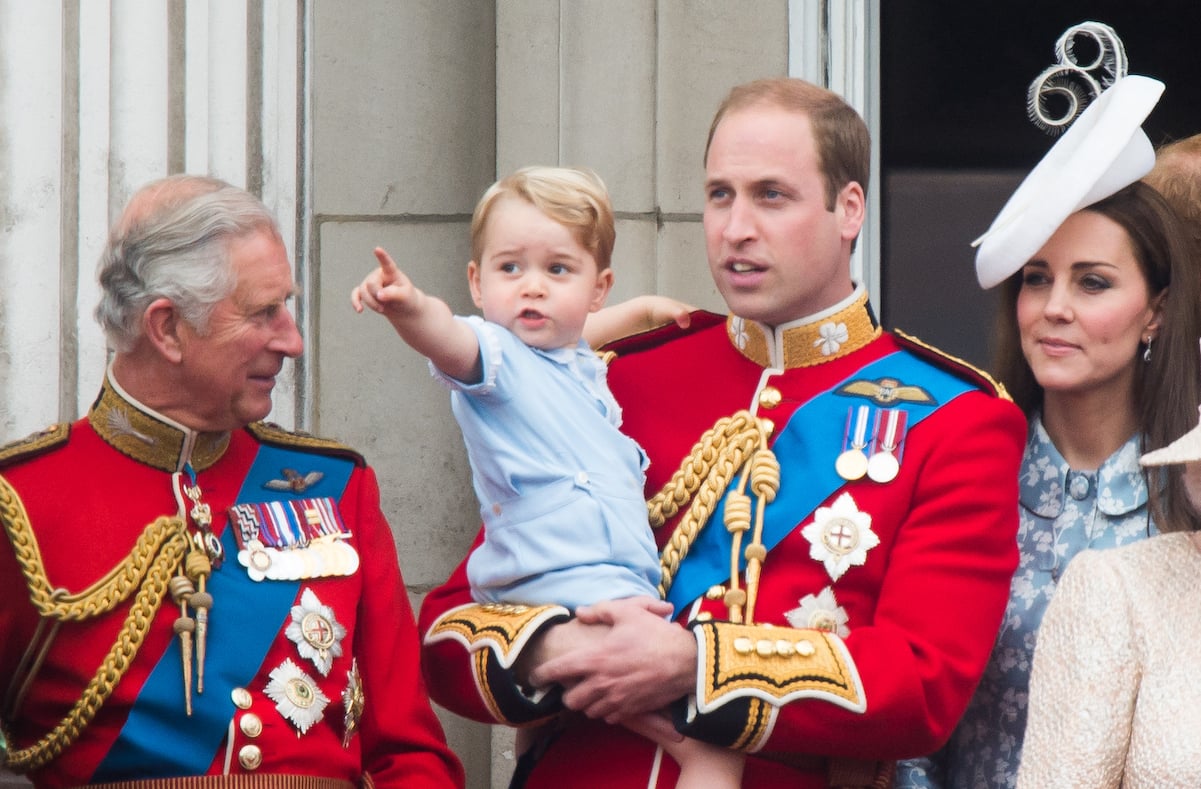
[590,267,614,312]
[467,261,484,309]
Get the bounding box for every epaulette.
[0,424,71,470]
[894,329,1012,402]
[246,422,366,467]
[599,310,727,361]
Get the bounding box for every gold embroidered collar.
[88,371,230,473]
[726,287,881,370]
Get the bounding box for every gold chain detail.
[0,474,189,772]
[648,411,775,605]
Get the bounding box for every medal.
[835,405,871,481]
[286,588,347,676]
[341,659,365,748]
[801,493,880,581]
[264,658,329,735]
[230,498,359,582]
[867,409,906,483]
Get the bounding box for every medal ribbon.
[92,443,354,780]
[665,349,976,611]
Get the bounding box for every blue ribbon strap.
[93,445,353,779]
[665,350,975,611]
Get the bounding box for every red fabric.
[0,421,463,789]
[419,315,1025,787]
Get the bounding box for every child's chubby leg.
[623,712,744,789]
[669,736,744,789]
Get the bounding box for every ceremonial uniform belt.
[74,775,360,789]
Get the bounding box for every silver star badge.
[285,587,347,676]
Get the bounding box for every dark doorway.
[880,2,1201,372]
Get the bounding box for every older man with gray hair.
[0,175,463,788]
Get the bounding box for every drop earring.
[1143,335,1153,363]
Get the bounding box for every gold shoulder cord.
[648,410,779,624]
[0,475,189,773]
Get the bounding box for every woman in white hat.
[1013,138,1201,787]
[899,75,1201,789]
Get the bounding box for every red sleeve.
[418,531,571,726]
[349,465,465,788]
[679,393,1025,760]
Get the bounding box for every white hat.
[1142,407,1201,467]
[973,74,1164,289]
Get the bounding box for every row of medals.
[834,405,905,483]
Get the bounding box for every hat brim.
[1141,420,1201,466]
[974,75,1164,289]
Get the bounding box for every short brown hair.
[703,77,871,210]
[470,166,616,270]
[1144,134,1201,253]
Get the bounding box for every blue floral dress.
[895,415,1155,789]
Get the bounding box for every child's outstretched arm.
[583,295,695,348]
[351,247,482,382]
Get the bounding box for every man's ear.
[836,181,866,242]
[142,297,185,363]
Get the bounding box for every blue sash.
[665,350,975,611]
[92,444,353,779]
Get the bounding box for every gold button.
[239,712,263,738]
[705,585,726,600]
[756,639,774,657]
[694,611,713,622]
[231,688,252,710]
[238,744,262,771]
[797,640,816,657]
[758,387,782,409]
[733,637,754,655]
[776,639,795,656]
[759,418,775,437]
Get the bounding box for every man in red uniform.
[420,78,1025,787]
[0,175,463,788]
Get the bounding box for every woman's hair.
[95,174,283,353]
[992,180,1201,531]
[470,166,615,271]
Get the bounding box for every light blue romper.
[433,316,661,611]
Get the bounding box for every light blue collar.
[1019,414,1148,519]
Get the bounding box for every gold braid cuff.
[693,621,865,715]
[424,603,569,670]
[0,474,189,773]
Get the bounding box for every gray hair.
[95,174,283,352]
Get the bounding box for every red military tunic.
[0,375,463,788]
[420,290,1025,787]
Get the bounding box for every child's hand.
[351,247,421,316]
[640,295,695,332]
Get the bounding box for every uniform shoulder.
[0,424,71,470]
[246,421,366,467]
[598,310,726,362]
[893,329,1012,401]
